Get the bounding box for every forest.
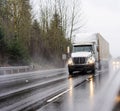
[0,0,82,67]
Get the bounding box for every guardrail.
[0,68,67,111]
[0,65,34,75]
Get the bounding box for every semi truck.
[68,33,110,75]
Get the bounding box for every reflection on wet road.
[113,91,120,111]
[37,69,110,111]
[0,65,119,111]
[89,77,94,107]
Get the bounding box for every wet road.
[0,65,120,111]
[37,66,119,111]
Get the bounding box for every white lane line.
[47,88,72,103]
[86,79,89,81]
[25,80,29,83]
[97,70,101,72]
[97,69,106,73]
[94,74,99,76]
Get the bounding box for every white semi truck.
[68,33,110,75]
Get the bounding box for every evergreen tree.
[48,12,66,58]
[30,20,41,58]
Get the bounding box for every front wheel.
[92,69,95,74]
[69,70,73,75]
[91,64,96,74]
[68,68,73,76]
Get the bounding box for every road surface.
[37,65,120,111]
[0,65,120,111]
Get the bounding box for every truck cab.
[68,43,98,75]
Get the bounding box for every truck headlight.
[116,61,120,65]
[68,58,74,65]
[87,57,95,64]
[112,61,116,65]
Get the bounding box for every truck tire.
[92,65,96,74]
[68,69,73,76]
[92,69,95,74]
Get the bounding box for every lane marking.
[47,88,72,103]
[94,74,99,76]
[97,69,108,73]
[26,80,29,83]
[86,79,89,81]
[96,70,101,72]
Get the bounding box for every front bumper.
[68,64,95,72]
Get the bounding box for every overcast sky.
[81,0,120,57]
[32,0,120,57]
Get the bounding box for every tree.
[7,38,30,65]
[48,11,70,62]
[67,0,85,42]
[1,0,32,47]
[0,26,7,65]
[1,0,78,66]
[30,20,41,58]
[0,0,32,65]
[31,0,72,65]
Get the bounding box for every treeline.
[0,0,71,66]
[0,0,33,66]
[0,0,81,67]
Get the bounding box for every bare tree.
[68,0,85,42]
[52,0,85,42]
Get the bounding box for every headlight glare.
[87,57,95,64]
[68,58,74,65]
[117,61,119,64]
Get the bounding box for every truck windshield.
[73,45,92,52]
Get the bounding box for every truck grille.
[73,57,86,64]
